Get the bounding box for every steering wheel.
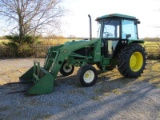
[103,32,113,38]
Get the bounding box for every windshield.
[103,20,120,38]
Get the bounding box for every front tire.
[60,61,74,76]
[118,43,146,78]
[77,65,98,87]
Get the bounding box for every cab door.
[102,19,120,57]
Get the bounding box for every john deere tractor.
[20,13,146,95]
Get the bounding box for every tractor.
[20,13,147,95]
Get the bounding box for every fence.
[0,43,160,59]
[34,44,58,58]
[26,44,160,59]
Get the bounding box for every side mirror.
[137,20,141,24]
[134,20,140,24]
[126,34,131,39]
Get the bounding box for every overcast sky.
[61,0,160,38]
[0,0,160,38]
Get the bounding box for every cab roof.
[96,13,137,21]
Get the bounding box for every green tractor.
[20,13,146,95]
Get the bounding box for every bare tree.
[0,0,65,40]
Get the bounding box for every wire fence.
[33,44,58,58]
[0,43,160,59]
[33,43,160,59]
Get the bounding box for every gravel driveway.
[0,58,160,120]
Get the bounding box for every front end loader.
[20,13,146,95]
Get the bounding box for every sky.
[0,0,160,38]
[60,0,160,38]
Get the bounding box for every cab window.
[103,20,120,38]
[122,20,138,39]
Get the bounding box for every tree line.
[0,0,65,57]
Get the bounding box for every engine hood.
[60,39,98,53]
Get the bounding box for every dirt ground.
[0,58,160,120]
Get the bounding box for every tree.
[0,0,65,41]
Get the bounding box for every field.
[1,38,160,59]
[1,37,160,45]
[0,38,78,45]
[144,41,160,57]
[0,39,9,45]
[0,58,160,120]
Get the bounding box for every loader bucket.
[19,61,54,95]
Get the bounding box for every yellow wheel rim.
[129,52,143,72]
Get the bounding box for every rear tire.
[117,43,146,78]
[77,65,98,87]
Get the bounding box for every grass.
[136,60,160,87]
[0,38,81,45]
[0,39,9,45]
[38,38,68,45]
[1,38,160,58]
[150,79,160,87]
[144,41,160,59]
[1,38,160,56]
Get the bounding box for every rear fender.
[128,39,144,44]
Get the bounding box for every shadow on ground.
[0,60,160,120]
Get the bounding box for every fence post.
[35,44,38,58]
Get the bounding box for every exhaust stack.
[88,14,92,40]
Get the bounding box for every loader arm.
[20,39,98,95]
[45,39,98,75]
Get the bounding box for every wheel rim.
[129,52,143,72]
[83,70,95,83]
[63,63,72,73]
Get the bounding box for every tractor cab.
[96,14,141,57]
